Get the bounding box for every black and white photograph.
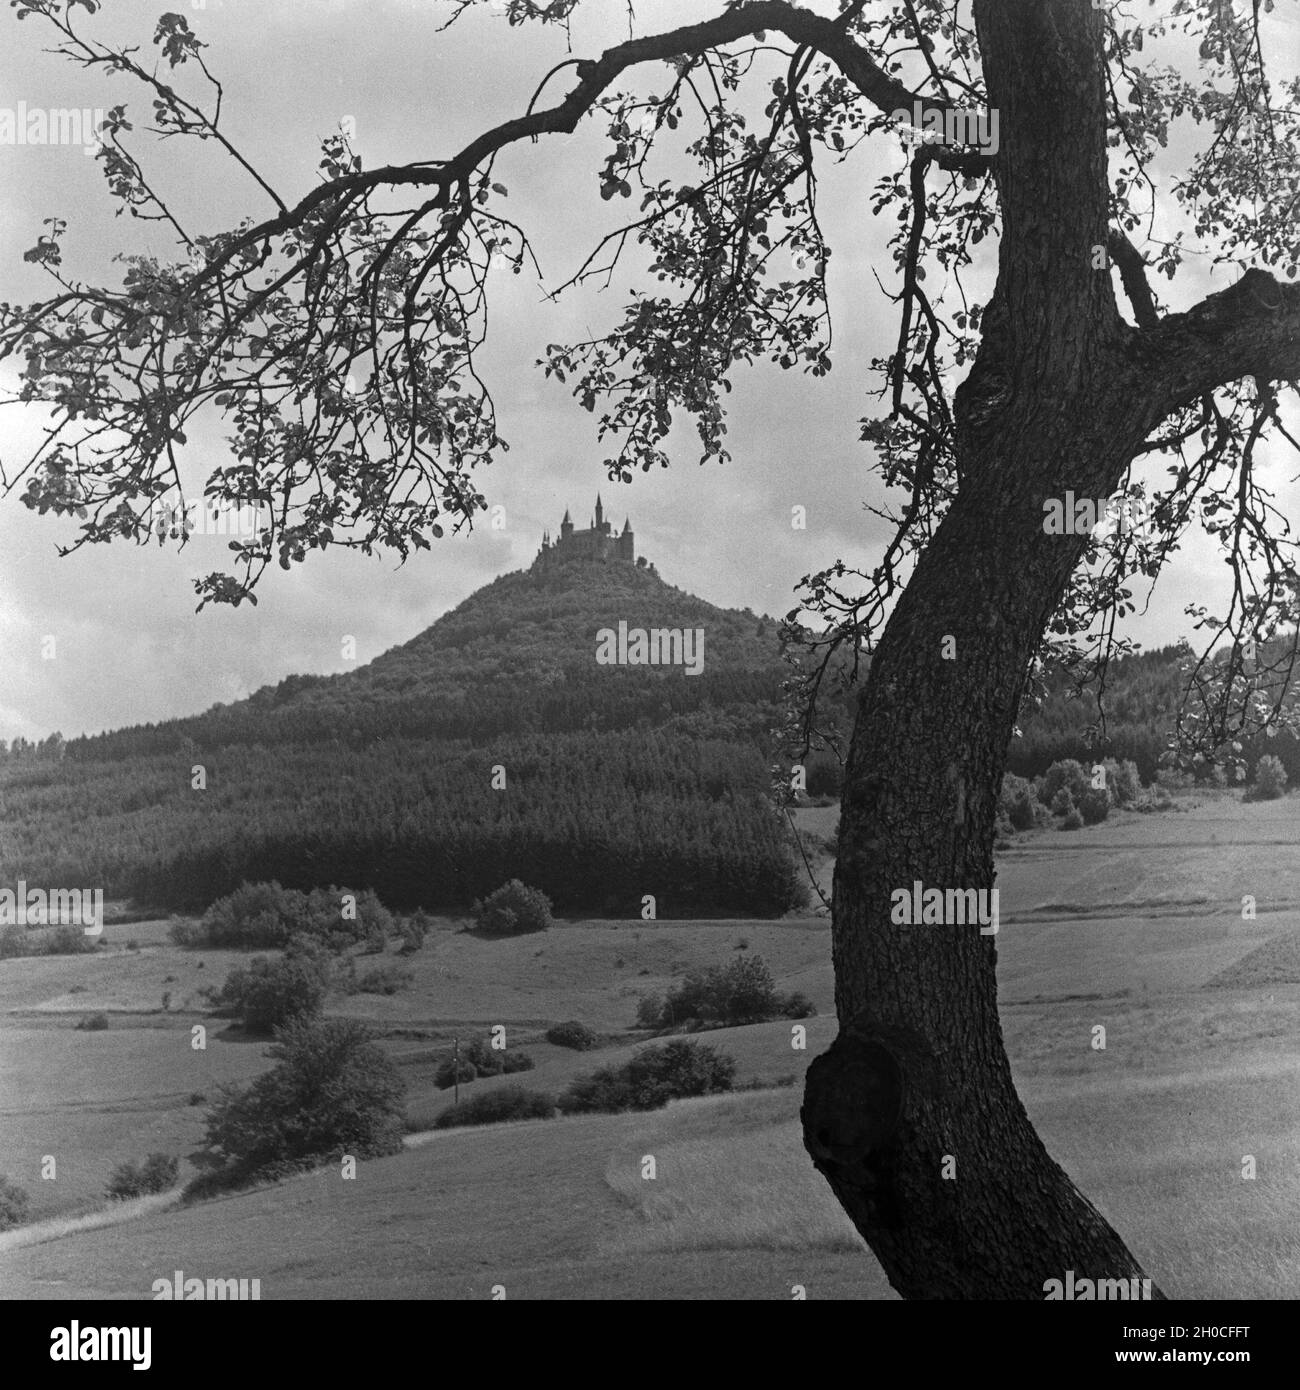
[0,0,1297,1344]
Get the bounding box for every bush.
[194,1017,406,1183]
[637,955,813,1031]
[186,880,301,948]
[76,1012,109,1031]
[1155,767,1194,791]
[354,963,413,996]
[1049,788,1075,818]
[106,1152,179,1200]
[434,1056,477,1090]
[181,880,396,951]
[558,1039,736,1114]
[0,925,98,960]
[1041,759,1090,807]
[470,879,554,936]
[635,993,664,1029]
[545,1020,599,1051]
[397,909,432,955]
[998,772,1037,831]
[0,1175,30,1231]
[1060,808,1084,831]
[780,991,817,1019]
[434,1085,556,1129]
[1250,754,1288,801]
[52,925,98,955]
[219,953,327,1035]
[1102,758,1142,805]
[1078,786,1111,825]
[461,1036,534,1077]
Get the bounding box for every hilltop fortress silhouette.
[536,494,641,566]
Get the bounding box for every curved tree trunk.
[798,0,1178,1298]
[801,400,1168,1299]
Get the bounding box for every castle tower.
[560,508,573,540]
[595,493,606,532]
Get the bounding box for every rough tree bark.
[800,0,1300,1298]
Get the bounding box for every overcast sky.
[0,0,1297,743]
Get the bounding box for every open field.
[2,788,1299,1297]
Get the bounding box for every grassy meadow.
[2,788,1299,1298]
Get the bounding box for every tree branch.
[1142,268,1300,407]
[189,2,964,287]
[1107,229,1159,329]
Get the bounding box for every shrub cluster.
[545,1020,599,1051]
[172,880,394,951]
[433,1035,534,1089]
[557,1039,736,1114]
[0,924,99,960]
[351,962,413,996]
[470,879,554,936]
[1031,757,1142,830]
[636,954,814,1031]
[434,1086,556,1129]
[106,1152,179,1200]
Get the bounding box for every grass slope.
[4,790,1300,1295]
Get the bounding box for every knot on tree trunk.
[800,1017,940,1230]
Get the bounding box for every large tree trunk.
[798,1,1177,1297]
[801,396,1168,1299]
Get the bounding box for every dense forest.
[0,558,807,917]
[2,551,1295,918]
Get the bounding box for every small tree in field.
[197,1017,406,1182]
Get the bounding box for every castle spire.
[595,493,604,528]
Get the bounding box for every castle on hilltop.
[536,494,638,566]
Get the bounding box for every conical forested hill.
[0,555,808,918]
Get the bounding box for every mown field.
[2,789,1299,1298]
